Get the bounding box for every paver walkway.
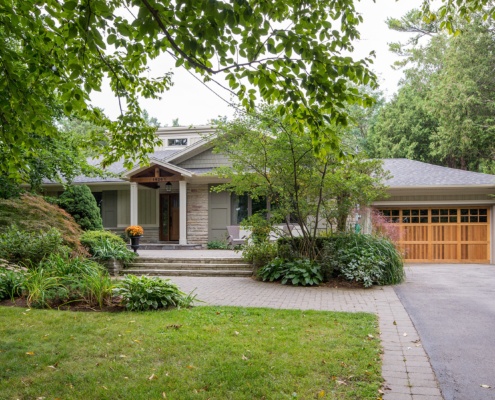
[167,276,443,399]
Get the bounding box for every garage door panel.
[461,244,487,261]
[378,207,490,263]
[461,225,487,241]
[404,244,429,260]
[432,225,457,241]
[432,244,457,260]
[402,226,428,241]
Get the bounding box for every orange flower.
[125,225,144,237]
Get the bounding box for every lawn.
[0,306,382,399]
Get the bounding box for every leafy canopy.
[368,10,495,172]
[211,106,388,258]
[0,0,376,179]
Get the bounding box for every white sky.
[91,0,423,127]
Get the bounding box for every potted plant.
[125,225,144,253]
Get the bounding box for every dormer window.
[168,138,188,146]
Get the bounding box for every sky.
[91,0,423,127]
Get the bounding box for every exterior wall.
[186,184,209,245]
[177,148,231,169]
[117,187,158,227]
[118,189,130,226]
[208,189,231,241]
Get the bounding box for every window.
[231,194,268,224]
[460,208,488,223]
[168,138,188,146]
[431,209,457,223]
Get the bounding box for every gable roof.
[383,159,495,188]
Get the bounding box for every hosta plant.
[113,275,197,311]
[258,257,323,286]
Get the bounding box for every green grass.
[0,306,382,399]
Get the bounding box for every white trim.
[155,125,216,136]
[491,205,495,264]
[130,183,138,226]
[179,181,187,245]
[122,159,193,179]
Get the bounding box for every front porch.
[123,160,210,246]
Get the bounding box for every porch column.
[179,180,187,245]
[130,182,138,226]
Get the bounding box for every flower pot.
[130,235,142,253]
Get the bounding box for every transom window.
[168,138,188,146]
[379,208,488,224]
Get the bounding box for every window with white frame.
[168,138,188,146]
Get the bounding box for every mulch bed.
[0,297,125,312]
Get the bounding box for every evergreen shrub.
[58,185,103,231]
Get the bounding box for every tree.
[422,0,495,32]
[0,0,376,179]
[368,10,495,172]
[58,185,103,231]
[211,106,388,259]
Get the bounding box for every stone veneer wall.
[187,184,209,245]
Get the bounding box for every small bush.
[58,185,103,231]
[0,262,27,300]
[0,194,86,255]
[0,225,67,267]
[113,275,196,311]
[81,230,126,251]
[81,230,135,263]
[24,255,113,309]
[90,238,136,263]
[24,268,64,308]
[258,257,323,286]
[207,240,229,250]
[321,233,404,287]
[242,240,278,269]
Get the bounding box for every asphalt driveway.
[395,264,495,400]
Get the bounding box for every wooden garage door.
[379,208,490,263]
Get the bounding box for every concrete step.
[131,258,245,264]
[122,269,253,277]
[127,244,203,250]
[126,262,251,270]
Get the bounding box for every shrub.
[25,255,113,309]
[241,240,278,269]
[321,233,404,287]
[24,268,64,308]
[81,230,126,251]
[0,194,86,255]
[0,225,68,267]
[258,257,323,286]
[81,231,135,263]
[207,240,229,249]
[58,185,103,231]
[90,238,136,263]
[0,262,27,300]
[241,213,272,243]
[113,275,196,311]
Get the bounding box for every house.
[43,126,495,264]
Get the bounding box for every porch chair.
[226,225,247,247]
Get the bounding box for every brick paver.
[166,276,443,399]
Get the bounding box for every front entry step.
[123,257,253,277]
[127,243,203,250]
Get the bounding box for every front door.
[160,194,180,241]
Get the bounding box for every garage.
[378,207,491,263]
